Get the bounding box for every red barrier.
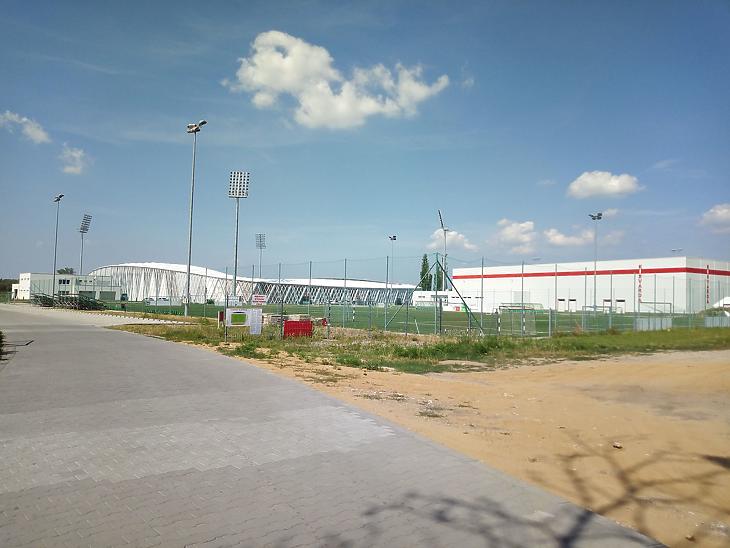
[283,320,314,338]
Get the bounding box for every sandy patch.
[205,344,730,547]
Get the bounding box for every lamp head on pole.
[228,171,250,198]
[589,212,603,221]
[186,120,207,133]
[255,233,266,250]
[79,213,92,234]
[53,194,64,202]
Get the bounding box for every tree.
[57,267,75,274]
[419,254,432,291]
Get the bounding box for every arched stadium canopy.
[89,263,415,304]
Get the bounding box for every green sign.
[230,312,247,325]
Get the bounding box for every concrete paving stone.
[0,305,662,547]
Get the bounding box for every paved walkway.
[0,305,661,547]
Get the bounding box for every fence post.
[278,263,283,339]
[384,256,389,332]
[633,272,637,331]
[467,304,471,337]
[480,257,484,334]
[224,267,228,342]
[609,271,613,330]
[342,258,347,328]
[520,261,525,337]
[405,300,409,337]
[583,267,587,332]
[548,307,552,337]
[433,252,438,335]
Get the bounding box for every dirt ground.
[219,346,730,547]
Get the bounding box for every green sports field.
[105,300,711,336]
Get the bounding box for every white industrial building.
[89,263,415,305]
[12,273,122,301]
[448,256,729,314]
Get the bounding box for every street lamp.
[671,248,683,255]
[388,235,396,288]
[229,171,250,301]
[255,233,266,278]
[184,119,207,316]
[51,194,64,300]
[78,214,92,275]
[589,212,603,311]
[438,209,449,291]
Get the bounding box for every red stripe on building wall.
[452,266,730,280]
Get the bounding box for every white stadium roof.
[108,262,415,289]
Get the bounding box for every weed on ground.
[112,323,730,374]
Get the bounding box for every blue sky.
[1,1,729,282]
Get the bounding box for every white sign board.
[225,308,263,335]
[251,294,268,306]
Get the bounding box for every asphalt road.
[0,305,661,547]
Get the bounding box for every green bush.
[335,354,362,367]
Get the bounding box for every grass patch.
[335,354,362,367]
[111,323,730,375]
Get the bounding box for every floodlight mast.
[51,194,64,300]
[255,233,266,278]
[228,171,250,300]
[589,212,603,312]
[184,119,207,316]
[78,213,92,275]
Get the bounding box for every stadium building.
[89,262,415,305]
[450,256,729,314]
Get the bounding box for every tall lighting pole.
[438,209,449,291]
[228,171,250,301]
[255,233,266,278]
[52,194,64,299]
[78,214,92,275]
[388,235,396,291]
[589,212,603,311]
[184,119,207,316]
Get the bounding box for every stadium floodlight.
[51,194,64,300]
[589,212,603,312]
[184,119,207,316]
[229,171,251,298]
[78,213,92,275]
[256,233,266,278]
[438,209,450,291]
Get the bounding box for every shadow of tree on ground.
[526,434,730,546]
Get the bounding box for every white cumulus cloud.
[701,203,730,233]
[567,171,642,199]
[544,228,594,247]
[59,144,89,175]
[427,228,477,252]
[0,110,51,144]
[602,230,625,245]
[223,30,449,129]
[495,219,537,254]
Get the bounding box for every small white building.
[12,273,122,301]
[450,256,729,314]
